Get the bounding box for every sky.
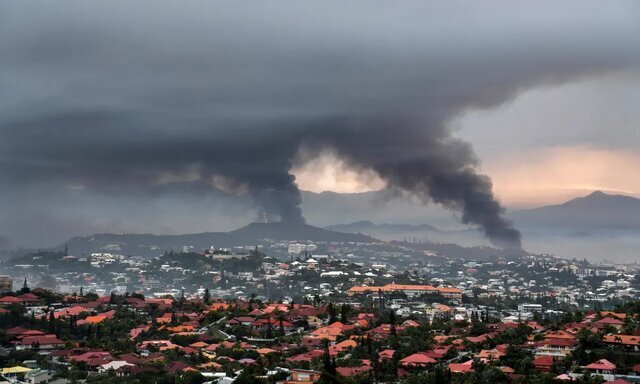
[297,71,640,208]
[1,1,639,248]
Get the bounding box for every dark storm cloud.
[0,1,639,248]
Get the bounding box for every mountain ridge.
[58,222,378,257]
[510,191,640,229]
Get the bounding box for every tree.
[249,293,257,311]
[48,310,56,334]
[277,312,286,336]
[327,303,337,323]
[340,304,349,323]
[318,339,339,384]
[203,288,210,305]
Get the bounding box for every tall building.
[0,276,13,293]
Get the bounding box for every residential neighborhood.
[0,257,639,383]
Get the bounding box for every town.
[0,238,639,384]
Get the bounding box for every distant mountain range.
[7,190,638,262]
[60,222,377,257]
[326,221,440,239]
[510,191,640,230]
[321,192,640,256]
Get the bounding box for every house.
[476,348,504,362]
[166,361,197,374]
[251,318,294,333]
[449,360,474,373]
[584,359,616,375]
[335,365,372,377]
[286,350,323,363]
[54,306,87,319]
[15,335,65,352]
[129,326,150,340]
[277,369,321,384]
[17,293,41,304]
[77,315,107,325]
[99,361,134,373]
[535,338,577,357]
[69,351,114,369]
[0,296,22,305]
[603,335,640,350]
[533,355,555,372]
[347,284,461,299]
[226,316,255,327]
[400,353,437,367]
[6,327,45,338]
[378,349,395,361]
[594,317,625,330]
[137,340,178,351]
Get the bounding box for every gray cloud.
[0,1,638,248]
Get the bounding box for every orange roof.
[167,325,196,333]
[400,353,437,366]
[348,284,437,293]
[54,305,87,318]
[603,335,640,346]
[347,284,460,294]
[544,330,576,340]
[208,302,230,311]
[476,349,504,360]
[598,311,627,320]
[436,287,462,294]
[449,360,474,373]
[82,315,107,324]
[257,348,278,355]
[434,303,452,312]
[335,339,358,349]
[311,326,342,338]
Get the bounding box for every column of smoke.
[256,117,522,251]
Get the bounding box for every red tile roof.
[336,366,372,377]
[585,359,616,371]
[400,353,437,366]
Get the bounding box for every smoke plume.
[0,1,638,248]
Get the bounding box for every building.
[0,276,13,293]
[518,303,543,314]
[347,284,462,299]
[287,243,317,255]
[277,369,321,384]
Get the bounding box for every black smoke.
[0,1,638,248]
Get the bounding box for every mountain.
[325,220,440,240]
[324,220,491,247]
[327,221,439,235]
[59,222,377,257]
[510,191,640,230]
[227,222,376,244]
[301,190,459,229]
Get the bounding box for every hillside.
[327,221,439,234]
[326,221,442,241]
[510,191,640,229]
[59,222,377,257]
